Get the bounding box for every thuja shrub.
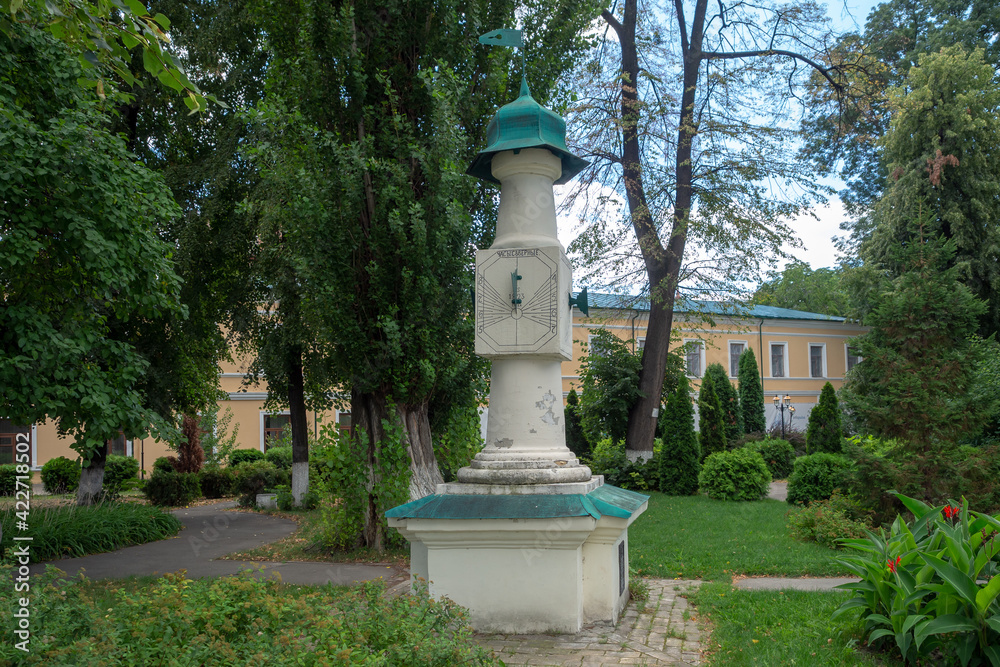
[199,466,235,499]
[743,438,794,480]
[102,455,140,500]
[0,465,17,496]
[229,448,265,467]
[152,456,176,474]
[787,491,873,549]
[264,445,293,471]
[0,502,181,562]
[0,570,497,666]
[833,494,1000,665]
[698,449,771,501]
[41,456,81,494]
[143,470,202,506]
[233,460,285,508]
[786,453,850,506]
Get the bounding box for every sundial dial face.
[475,246,572,359]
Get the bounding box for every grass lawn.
[630,492,853,581]
[692,582,902,666]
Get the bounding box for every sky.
[555,0,883,277]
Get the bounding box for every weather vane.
[478,28,525,79]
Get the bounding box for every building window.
[0,420,30,466]
[770,343,786,378]
[729,342,746,377]
[337,411,352,436]
[263,414,291,449]
[684,340,704,377]
[107,430,128,457]
[846,346,862,372]
[809,344,826,378]
[636,337,646,352]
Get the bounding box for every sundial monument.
[387,29,647,633]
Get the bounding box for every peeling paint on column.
[494,438,514,449]
[535,390,560,426]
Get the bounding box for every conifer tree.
[657,376,700,495]
[697,373,727,460]
[806,382,842,453]
[738,349,766,433]
[705,363,743,445]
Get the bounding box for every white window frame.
[259,410,291,452]
[728,340,747,378]
[808,343,827,378]
[684,339,706,378]
[636,336,646,353]
[845,344,863,372]
[769,342,788,378]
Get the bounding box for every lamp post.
[772,395,795,439]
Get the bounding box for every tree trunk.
[397,400,444,499]
[351,388,390,551]
[76,443,107,506]
[287,346,310,506]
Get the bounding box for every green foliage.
[657,376,700,495]
[753,261,849,316]
[264,445,293,471]
[0,465,16,496]
[0,570,497,665]
[585,437,658,491]
[806,382,842,454]
[198,466,235,499]
[312,421,409,550]
[41,456,81,494]
[142,470,202,507]
[152,456,175,474]
[200,408,242,468]
[275,485,295,512]
[232,460,286,508]
[705,363,743,444]
[578,330,644,443]
[698,449,771,502]
[0,502,181,562]
[738,348,766,434]
[564,388,590,461]
[0,22,186,465]
[743,438,794,480]
[787,491,873,549]
[832,494,1000,665]
[102,455,140,500]
[229,449,265,467]
[431,396,485,484]
[697,372,727,459]
[786,453,850,506]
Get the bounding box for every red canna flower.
[943,505,960,519]
[887,556,901,573]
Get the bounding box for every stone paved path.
[477,579,703,666]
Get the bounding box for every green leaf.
[894,492,932,519]
[916,613,978,639]
[978,576,1000,614]
[123,0,147,16]
[920,552,979,607]
[984,644,1000,667]
[152,12,169,29]
[9,0,23,16]
[142,46,159,74]
[987,613,1000,633]
[831,596,870,619]
[868,628,894,642]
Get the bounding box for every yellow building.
[6,293,864,474]
[565,293,867,430]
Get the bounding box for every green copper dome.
[467,78,589,185]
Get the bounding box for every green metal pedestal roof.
[385,484,648,521]
[467,78,589,185]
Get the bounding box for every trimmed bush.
[41,456,81,494]
[738,348,766,433]
[786,453,850,506]
[697,372,727,459]
[0,502,181,562]
[705,363,743,444]
[698,449,771,501]
[233,460,285,507]
[143,470,202,506]
[743,438,794,480]
[264,445,293,470]
[153,456,176,474]
[806,382,842,453]
[103,455,140,500]
[229,449,265,467]
[657,375,701,495]
[0,465,16,496]
[199,466,235,499]
[787,491,872,548]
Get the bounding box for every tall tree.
[753,262,849,316]
[566,0,865,455]
[657,375,700,495]
[247,0,598,547]
[738,348,766,433]
[0,21,186,503]
[806,382,842,453]
[862,46,1000,336]
[578,330,644,446]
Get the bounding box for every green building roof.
[578,292,847,322]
